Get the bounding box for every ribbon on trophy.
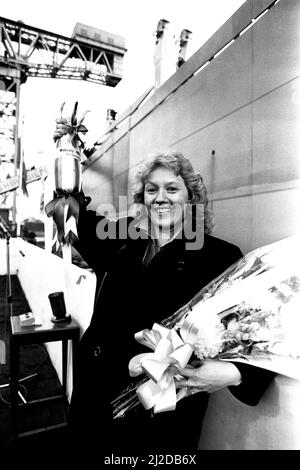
[45,102,89,251]
[45,193,80,248]
[128,323,194,414]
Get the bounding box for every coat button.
[177,260,185,271]
[93,346,101,357]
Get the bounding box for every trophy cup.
[45,102,88,248]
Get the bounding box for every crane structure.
[0,16,126,87]
[0,16,126,226]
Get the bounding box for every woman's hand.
[176,359,242,395]
[53,118,70,142]
[53,103,89,144]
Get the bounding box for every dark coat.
[69,195,275,450]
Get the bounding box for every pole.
[12,73,21,229]
[6,231,13,317]
[0,221,13,317]
[16,116,25,237]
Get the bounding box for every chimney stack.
[177,29,192,68]
[106,108,117,131]
[153,19,177,89]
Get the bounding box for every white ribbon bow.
[128,323,193,413]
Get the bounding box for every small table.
[10,315,80,439]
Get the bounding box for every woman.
[53,125,274,450]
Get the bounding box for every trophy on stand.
[45,102,88,261]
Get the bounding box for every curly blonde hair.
[132,150,214,234]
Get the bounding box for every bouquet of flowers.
[112,236,300,418]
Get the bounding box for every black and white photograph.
[0,0,299,462]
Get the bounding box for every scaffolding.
[0,16,126,225]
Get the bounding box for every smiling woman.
[132,151,214,245]
[144,167,189,238]
[50,123,275,452]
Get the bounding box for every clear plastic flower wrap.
[112,236,300,418]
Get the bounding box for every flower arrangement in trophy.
[45,102,88,252]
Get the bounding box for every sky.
[1,0,245,158]
[0,0,245,218]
